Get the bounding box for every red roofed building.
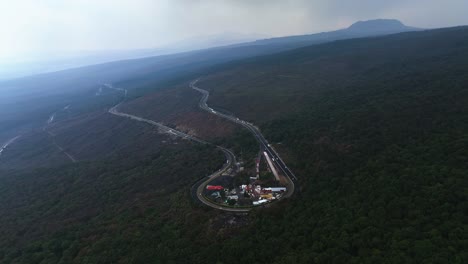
[206,185,224,191]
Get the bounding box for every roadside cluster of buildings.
[241,185,286,205]
[205,184,286,206]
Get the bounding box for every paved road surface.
[107,86,250,212]
[190,79,298,197]
[192,147,251,212]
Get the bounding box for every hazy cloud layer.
[1,0,468,59]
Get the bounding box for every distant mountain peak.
[346,19,417,33]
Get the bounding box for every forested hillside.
[0,26,467,263]
[194,26,468,263]
[0,144,225,263]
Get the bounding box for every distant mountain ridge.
[167,32,270,52]
[242,19,421,47]
[0,32,269,81]
[1,19,421,82]
[346,19,420,34]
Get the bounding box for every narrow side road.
[44,107,77,163]
[0,136,22,157]
[1,105,75,162]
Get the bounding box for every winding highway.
[190,79,297,197]
[107,85,250,212]
[3,79,296,211]
[109,79,297,210]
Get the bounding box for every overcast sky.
[1,0,468,60]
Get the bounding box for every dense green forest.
[196,27,468,263]
[0,144,225,263]
[0,27,467,263]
